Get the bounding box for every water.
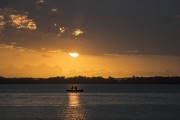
[0,84,180,120]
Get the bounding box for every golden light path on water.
[62,93,87,120]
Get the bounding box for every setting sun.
[69,52,79,57]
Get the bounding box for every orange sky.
[0,45,180,78]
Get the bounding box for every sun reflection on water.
[62,93,88,120]
[68,93,80,107]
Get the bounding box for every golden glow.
[62,93,87,120]
[69,52,79,58]
[68,93,80,107]
[0,45,180,78]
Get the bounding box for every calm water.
[0,84,180,120]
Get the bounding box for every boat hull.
[66,90,84,92]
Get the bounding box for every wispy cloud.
[125,50,140,53]
[48,49,63,53]
[0,8,28,15]
[0,42,36,52]
[50,8,59,14]
[104,54,121,57]
[36,0,46,9]
[41,48,47,51]
[0,43,14,49]
[49,8,60,16]
[105,50,140,57]
[36,0,45,4]
[51,8,58,13]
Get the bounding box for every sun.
[69,52,79,58]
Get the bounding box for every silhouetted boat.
[66,89,84,92]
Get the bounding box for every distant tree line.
[117,76,180,84]
[0,76,117,84]
[0,76,180,84]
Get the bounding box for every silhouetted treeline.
[0,76,117,84]
[0,76,180,84]
[117,76,180,84]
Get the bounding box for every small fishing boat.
[66,86,84,92]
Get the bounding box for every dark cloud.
[0,0,180,55]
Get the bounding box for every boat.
[66,86,84,92]
[66,89,84,92]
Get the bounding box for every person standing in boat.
[75,86,77,91]
[71,86,74,90]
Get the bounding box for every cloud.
[104,54,121,57]
[1,1,179,56]
[0,42,36,52]
[36,0,45,4]
[0,14,6,30]
[0,15,4,20]
[125,50,139,53]
[58,27,66,36]
[0,9,37,31]
[0,8,28,16]
[51,8,58,12]
[49,8,60,15]
[0,43,14,49]
[0,29,90,53]
[36,0,46,9]
[104,50,140,56]
[10,14,37,30]
[48,49,63,53]
[72,29,84,36]
[59,27,66,33]
[41,48,47,51]
[0,7,86,49]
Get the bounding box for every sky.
[0,0,180,78]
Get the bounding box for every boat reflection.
[62,93,87,120]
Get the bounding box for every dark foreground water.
[0,84,180,120]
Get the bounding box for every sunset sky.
[0,0,180,78]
